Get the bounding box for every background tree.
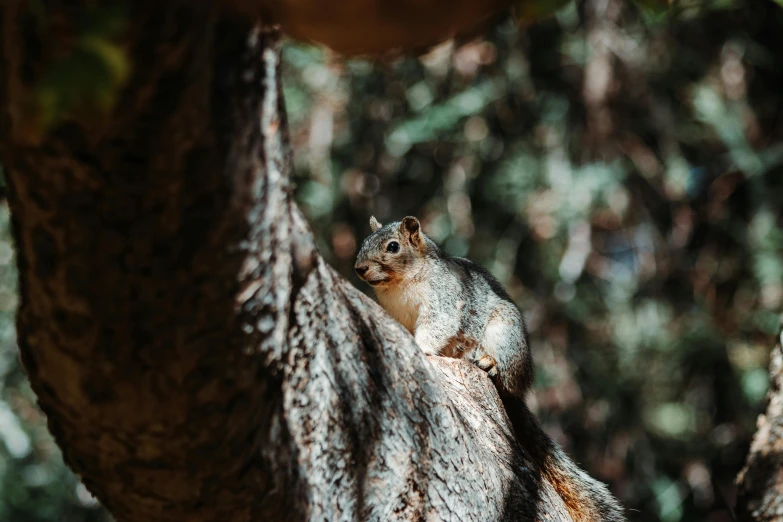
[0,0,782,521]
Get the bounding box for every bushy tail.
[502,397,626,522]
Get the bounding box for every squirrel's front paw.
[474,355,498,378]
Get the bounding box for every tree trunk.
[1,2,581,521]
[736,328,783,522]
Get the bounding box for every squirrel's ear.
[400,216,422,246]
[369,216,383,232]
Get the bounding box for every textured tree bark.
[1,2,579,521]
[736,328,783,522]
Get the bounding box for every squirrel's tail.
[503,397,626,522]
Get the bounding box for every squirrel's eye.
[386,241,400,253]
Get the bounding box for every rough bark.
[736,327,783,522]
[1,2,580,521]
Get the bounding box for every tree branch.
[1,2,576,521]
[736,327,783,522]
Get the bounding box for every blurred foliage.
[1,0,783,521]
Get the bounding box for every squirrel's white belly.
[375,283,426,334]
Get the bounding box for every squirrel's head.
[354,216,428,289]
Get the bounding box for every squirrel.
[355,216,626,522]
[354,215,533,399]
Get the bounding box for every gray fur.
[355,216,532,398]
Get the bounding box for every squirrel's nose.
[354,264,369,277]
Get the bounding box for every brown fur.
[440,331,480,359]
[543,459,603,522]
[504,400,626,522]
